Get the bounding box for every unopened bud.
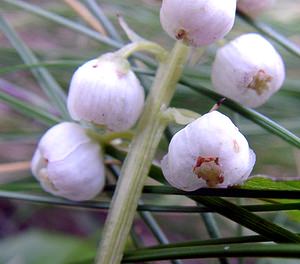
[161,111,255,191]
[31,122,105,201]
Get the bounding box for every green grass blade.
[194,196,300,243]
[2,0,120,49]
[0,91,60,126]
[0,78,53,112]
[139,209,183,264]
[2,0,155,67]
[2,182,300,213]
[123,243,300,262]
[0,15,69,119]
[0,132,41,142]
[114,184,300,199]
[180,78,300,149]
[201,214,230,264]
[0,60,83,75]
[237,10,300,58]
[144,235,268,250]
[85,0,123,43]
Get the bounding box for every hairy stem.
[96,41,189,264]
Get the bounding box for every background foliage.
[0,0,300,263]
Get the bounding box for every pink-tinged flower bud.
[161,111,255,191]
[67,55,145,131]
[212,33,285,108]
[160,0,237,47]
[238,0,275,17]
[31,122,105,201]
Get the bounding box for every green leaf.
[243,176,300,191]
[0,90,60,126]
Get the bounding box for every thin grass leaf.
[2,182,300,213]
[137,202,300,213]
[139,208,183,264]
[2,0,156,67]
[237,10,300,58]
[193,196,300,243]
[2,0,120,49]
[85,0,123,43]
[110,184,300,199]
[201,214,230,264]
[0,132,41,142]
[0,91,60,126]
[145,235,269,250]
[0,15,69,119]
[180,78,300,149]
[0,60,84,75]
[123,243,300,262]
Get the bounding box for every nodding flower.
[212,33,285,108]
[160,0,237,47]
[31,122,105,201]
[161,111,255,191]
[67,54,145,132]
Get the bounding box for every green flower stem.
[115,41,168,62]
[96,41,189,264]
[87,130,133,145]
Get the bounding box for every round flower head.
[238,0,275,17]
[212,33,285,108]
[67,54,145,131]
[160,0,237,47]
[161,111,255,191]
[31,122,105,201]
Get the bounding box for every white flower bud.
[161,111,255,191]
[160,0,237,47]
[212,33,285,108]
[67,55,145,131]
[238,0,275,17]
[31,122,105,201]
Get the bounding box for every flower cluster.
[159,0,282,190]
[31,0,282,198]
[31,55,145,201]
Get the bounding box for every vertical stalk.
[96,41,189,264]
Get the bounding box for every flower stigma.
[193,156,224,187]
